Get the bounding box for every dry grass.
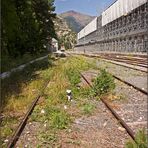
[1,58,53,146]
[1,55,96,146]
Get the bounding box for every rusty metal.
[79,53,148,73]
[98,54,148,68]
[112,75,147,95]
[106,58,148,68]
[7,80,50,148]
[80,72,136,141]
[101,59,147,73]
[72,53,147,95]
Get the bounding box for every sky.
[55,0,116,16]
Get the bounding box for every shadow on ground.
[1,57,56,112]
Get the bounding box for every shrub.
[93,69,115,95]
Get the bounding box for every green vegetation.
[1,0,57,66]
[1,58,53,112]
[125,129,148,148]
[32,106,71,129]
[1,57,53,146]
[1,52,48,73]
[66,68,81,86]
[81,103,95,115]
[49,108,71,129]
[92,69,115,96]
[58,31,77,50]
[38,132,57,146]
[1,117,18,138]
[54,16,77,50]
[1,56,98,147]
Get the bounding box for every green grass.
[125,129,148,148]
[1,57,53,113]
[81,103,95,115]
[92,69,115,96]
[49,108,71,129]
[1,55,99,147]
[37,131,58,147]
[66,68,81,86]
[1,52,48,73]
[1,57,53,146]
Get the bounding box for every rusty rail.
[81,53,147,73]
[80,72,136,141]
[112,75,147,95]
[7,80,50,148]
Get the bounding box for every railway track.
[70,53,147,142]
[101,58,147,73]
[96,52,147,60]
[6,54,147,147]
[7,79,50,148]
[80,72,136,141]
[76,53,147,94]
[73,52,147,73]
[103,58,148,68]
[92,54,148,68]
[79,69,147,144]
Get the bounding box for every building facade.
[76,0,147,53]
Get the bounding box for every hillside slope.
[53,16,77,50]
[59,10,95,33]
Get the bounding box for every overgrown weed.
[1,55,98,146]
[92,69,115,96]
[125,129,148,148]
[81,103,95,115]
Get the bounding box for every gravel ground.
[12,58,148,147]
[112,79,147,134]
[95,59,147,134]
[15,70,132,148]
[16,101,130,148]
[80,68,147,134]
[57,102,130,148]
[96,60,147,92]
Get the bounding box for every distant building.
[76,0,147,53]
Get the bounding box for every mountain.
[59,10,96,33]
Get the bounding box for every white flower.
[66,89,71,94]
[4,139,9,143]
[64,105,67,109]
[41,109,45,114]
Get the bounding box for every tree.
[1,0,57,57]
